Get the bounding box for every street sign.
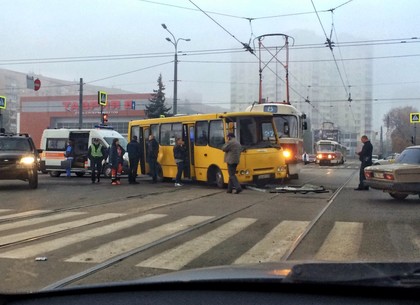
[410,112,420,123]
[0,96,6,109]
[34,79,41,91]
[98,91,107,106]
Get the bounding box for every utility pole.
[161,24,190,115]
[78,78,83,129]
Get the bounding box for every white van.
[39,127,129,178]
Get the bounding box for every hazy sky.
[1,0,419,129]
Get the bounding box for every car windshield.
[1,0,420,297]
[0,138,30,151]
[396,148,420,164]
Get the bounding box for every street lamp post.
[161,23,190,115]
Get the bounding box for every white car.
[373,153,400,165]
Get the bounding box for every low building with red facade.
[20,93,151,146]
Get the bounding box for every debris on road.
[269,183,329,194]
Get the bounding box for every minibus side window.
[195,121,208,146]
[209,120,225,148]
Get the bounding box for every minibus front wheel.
[208,166,225,188]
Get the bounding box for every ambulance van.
[39,127,129,178]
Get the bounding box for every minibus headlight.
[283,150,291,159]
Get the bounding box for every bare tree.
[383,106,419,152]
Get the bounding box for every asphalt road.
[0,160,418,292]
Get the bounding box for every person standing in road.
[146,134,159,183]
[109,138,125,185]
[64,139,75,178]
[355,135,373,191]
[302,151,309,165]
[88,138,106,184]
[222,132,243,194]
[127,135,141,184]
[173,137,187,187]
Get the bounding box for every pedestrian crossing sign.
[410,112,420,123]
[0,96,6,109]
[98,91,107,106]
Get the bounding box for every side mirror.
[303,122,308,130]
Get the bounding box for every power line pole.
[78,78,83,129]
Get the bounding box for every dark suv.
[0,133,41,189]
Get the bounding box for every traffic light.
[102,113,109,124]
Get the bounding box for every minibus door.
[182,124,194,179]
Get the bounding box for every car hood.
[0,151,30,158]
[365,163,420,171]
[45,261,420,291]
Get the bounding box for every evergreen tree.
[145,74,171,118]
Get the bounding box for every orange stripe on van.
[45,152,65,158]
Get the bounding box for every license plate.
[373,172,383,178]
[258,174,271,179]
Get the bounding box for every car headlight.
[20,156,35,165]
[239,170,250,175]
[277,166,286,172]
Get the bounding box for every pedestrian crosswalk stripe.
[0,210,52,221]
[137,218,257,270]
[0,213,124,246]
[315,221,363,261]
[234,220,310,264]
[0,214,167,259]
[0,212,86,232]
[65,215,213,263]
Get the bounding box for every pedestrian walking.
[173,137,187,186]
[64,139,75,178]
[146,134,159,183]
[87,138,107,183]
[127,135,141,184]
[222,132,243,194]
[355,135,373,191]
[109,138,125,185]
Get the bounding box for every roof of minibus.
[129,112,273,125]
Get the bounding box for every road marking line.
[0,213,124,246]
[137,218,257,270]
[65,216,212,263]
[0,212,86,232]
[0,214,166,259]
[0,210,52,220]
[0,209,12,215]
[315,221,363,261]
[234,220,310,264]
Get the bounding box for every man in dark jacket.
[146,134,159,183]
[355,135,373,190]
[222,133,243,194]
[127,135,141,184]
[87,138,107,183]
[173,137,187,186]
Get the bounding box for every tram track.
[280,169,357,261]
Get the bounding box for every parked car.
[373,153,400,165]
[364,146,420,200]
[0,133,41,189]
